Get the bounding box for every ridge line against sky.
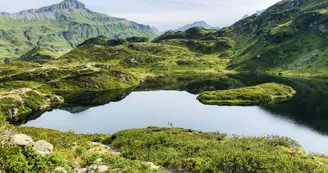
[0,0,281,31]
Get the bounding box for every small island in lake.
[197,83,296,106]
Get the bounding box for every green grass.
[19,47,67,62]
[107,127,328,173]
[197,83,296,106]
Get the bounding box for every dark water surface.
[24,90,328,154]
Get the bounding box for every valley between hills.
[1,0,328,172]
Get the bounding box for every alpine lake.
[20,74,328,154]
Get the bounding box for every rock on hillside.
[10,134,33,146]
[32,140,54,156]
[10,134,54,156]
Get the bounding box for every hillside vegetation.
[0,0,158,61]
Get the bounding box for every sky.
[0,0,281,31]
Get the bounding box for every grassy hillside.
[224,0,328,76]
[0,0,158,61]
[153,27,234,55]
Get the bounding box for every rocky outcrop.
[288,50,320,68]
[75,164,109,173]
[145,162,160,169]
[55,167,68,173]
[10,134,33,146]
[9,134,54,156]
[95,165,109,173]
[32,140,54,156]
[0,89,64,124]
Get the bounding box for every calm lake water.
[24,90,328,154]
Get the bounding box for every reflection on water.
[229,73,328,135]
[24,91,328,154]
[21,73,328,154]
[11,88,134,125]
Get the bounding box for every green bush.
[126,36,149,43]
[0,145,70,173]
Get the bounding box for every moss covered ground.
[197,83,296,106]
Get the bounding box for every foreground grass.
[0,117,164,173]
[197,83,296,106]
[1,116,328,173]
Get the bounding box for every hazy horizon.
[0,0,281,31]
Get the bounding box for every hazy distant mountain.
[176,21,219,31]
[0,0,158,59]
[242,14,249,19]
[151,27,161,33]
[242,9,265,19]
[255,10,265,15]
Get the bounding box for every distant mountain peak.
[242,14,249,19]
[242,9,265,20]
[176,21,219,31]
[193,21,207,24]
[38,0,86,12]
[0,0,86,16]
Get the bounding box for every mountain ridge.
[0,0,158,60]
[0,0,87,19]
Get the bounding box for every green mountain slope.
[152,0,328,76]
[0,0,158,61]
[225,0,328,76]
[153,27,234,55]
